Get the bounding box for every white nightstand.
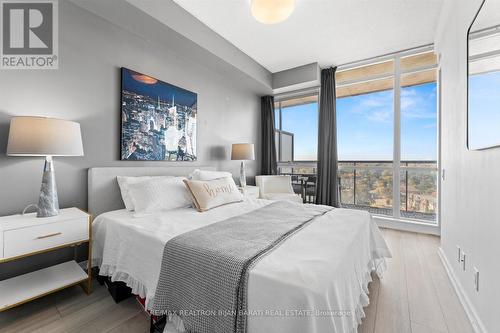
[0,208,92,312]
[239,185,260,199]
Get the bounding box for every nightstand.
[0,208,92,312]
[239,185,260,199]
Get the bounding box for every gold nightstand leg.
[81,214,93,295]
[80,277,92,295]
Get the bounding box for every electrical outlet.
[461,251,466,271]
[457,245,461,263]
[474,267,479,292]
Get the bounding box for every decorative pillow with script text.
[183,177,243,212]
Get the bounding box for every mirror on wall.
[467,0,500,150]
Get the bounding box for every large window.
[336,60,395,215]
[337,50,438,223]
[274,48,439,222]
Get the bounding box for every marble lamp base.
[239,161,247,188]
[37,156,59,218]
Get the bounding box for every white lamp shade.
[7,117,84,157]
[251,0,295,24]
[231,143,255,160]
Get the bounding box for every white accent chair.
[255,175,303,203]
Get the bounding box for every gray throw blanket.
[151,201,332,333]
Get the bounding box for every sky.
[277,82,438,161]
[278,102,319,161]
[468,71,500,150]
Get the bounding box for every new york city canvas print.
[121,68,197,161]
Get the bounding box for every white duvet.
[92,199,391,333]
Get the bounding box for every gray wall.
[436,0,500,332]
[71,0,272,91]
[272,62,320,94]
[120,0,272,89]
[0,1,271,278]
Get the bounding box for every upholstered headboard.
[88,166,216,217]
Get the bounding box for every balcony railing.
[278,160,437,223]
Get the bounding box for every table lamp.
[7,117,84,218]
[231,143,255,187]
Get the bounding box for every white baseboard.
[437,247,487,333]
[373,216,440,235]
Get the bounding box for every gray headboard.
[88,166,216,217]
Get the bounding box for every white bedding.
[92,198,391,333]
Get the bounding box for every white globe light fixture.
[251,0,295,24]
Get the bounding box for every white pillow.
[117,176,172,211]
[127,177,192,216]
[189,169,233,181]
[183,177,243,212]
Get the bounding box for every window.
[275,95,319,162]
[337,49,438,223]
[400,69,438,219]
[336,70,395,214]
[273,48,439,219]
[275,95,319,203]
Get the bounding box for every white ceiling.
[131,0,445,73]
[472,0,500,31]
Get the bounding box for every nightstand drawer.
[3,218,89,259]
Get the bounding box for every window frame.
[336,46,439,224]
[273,46,440,226]
[275,128,294,162]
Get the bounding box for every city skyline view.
[121,68,197,161]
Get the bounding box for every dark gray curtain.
[316,67,339,207]
[261,95,277,175]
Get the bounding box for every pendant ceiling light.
[251,0,295,24]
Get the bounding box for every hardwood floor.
[0,281,150,333]
[358,229,474,333]
[0,229,473,333]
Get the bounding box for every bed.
[89,167,391,333]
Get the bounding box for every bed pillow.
[189,169,233,181]
[117,176,172,211]
[183,177,243,212]
[127,177,192,216]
